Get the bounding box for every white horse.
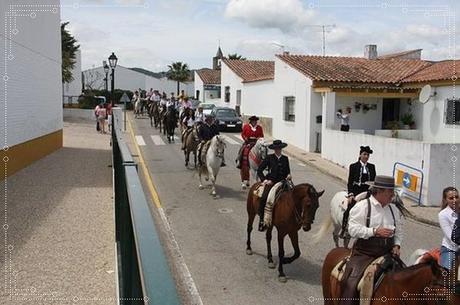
[198,135,226,197]
[313,190,408,249]
[134,99,142,118]
[248,138,268,183]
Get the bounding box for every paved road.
[129,115,441,305]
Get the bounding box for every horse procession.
[131,89,459,305]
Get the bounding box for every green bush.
[78,89,134,109]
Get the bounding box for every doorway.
[382,99,400,129]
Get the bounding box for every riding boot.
[258,187,270,232]
[236,145,244,169]
[221,154,226,167]
[339,200,355,238]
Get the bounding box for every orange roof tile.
[196,69,221,84]
[401,60,459,83]
[276,54,431,84]
[222,59,274,83]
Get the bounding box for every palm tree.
[228,53,246,60]
[166,62,190,95]
[61,22,80,83]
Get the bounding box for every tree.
[166,62,190,95]
[61,22,80,84]
[228,53,246,60]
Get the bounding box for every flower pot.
[402,125,410,130]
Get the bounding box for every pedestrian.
[340,145,376,238]
[106,101,113,132]
[452,198,460,245]
[339,175,403,305]
[438,186,459,270]
[94,103,101,132]
[337,107,351,132]
[97,103,107,134]
[257,140,291,231]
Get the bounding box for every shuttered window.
[284,96,295,122]
[445,98,460,125]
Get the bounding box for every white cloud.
[406,24,445,39]
[224,0,316,34]
[116,0,146,4]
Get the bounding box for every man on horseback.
[181,108,195,150]
[339,175,403,305]
[256,140,291,232]
[340,146,376,238]
[236,116,264,188]
[197,115,225,167]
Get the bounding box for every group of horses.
[135,99,178,143]
[135,104,458,304]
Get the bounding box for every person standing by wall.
[438,187,459,270]
[337,106,351,132]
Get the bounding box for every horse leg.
[266,226,275,269]
[246,211,255,255]
[198,169,204,190]
[277,232,287,282]
[332,231,340,248]
[344,237,351,249]
[283,231,301,264]
[184,149,189,167]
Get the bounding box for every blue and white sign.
[403,172,411,188]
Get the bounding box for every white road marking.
[221,135,239,145]
[158,207,204,305]
[151,135,165,146]
[135,135,146,146]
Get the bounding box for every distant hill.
[129,67,195,82]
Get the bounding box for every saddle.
[199,141,211,164]
[331,255,403,305]
[263,181,292,227]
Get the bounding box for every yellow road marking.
[127,117,162,208]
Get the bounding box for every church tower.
[213,45,224,70]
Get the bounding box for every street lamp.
[103,62,109,91]
[108,52,118,109]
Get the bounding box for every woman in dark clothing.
[340,146,376,237]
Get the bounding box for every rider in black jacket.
[197,115,225,166]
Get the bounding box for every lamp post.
[108,52,118,108]
[103,62,109,92]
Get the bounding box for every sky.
[60,0,460,72]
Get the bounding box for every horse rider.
[181,108,196,150]
[339,175,403,305]
[197,115,225,167]
[257,140,291,232]
[236,115,264,169]
[195,105,205,124]
[340,146,376,238]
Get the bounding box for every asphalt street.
[129,115,441,305]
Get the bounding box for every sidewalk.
[0,119,116,304]
[282,144,440,227]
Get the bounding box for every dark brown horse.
[321,247,452,305]
[246,182,324,282]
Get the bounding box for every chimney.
[364,44,378,59]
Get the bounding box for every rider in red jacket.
[237,116,264,189]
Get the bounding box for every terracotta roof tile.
[222,59,274,83]
[401,60,459,83]
[276,54,431,84]
[377,49,422,59]
[196,69,221,84]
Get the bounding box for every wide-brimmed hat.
[268,140,288,150]
[366,175,397,189]
[360,146,373,154]
[248,115,259,121]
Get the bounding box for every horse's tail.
[312,215,333,244]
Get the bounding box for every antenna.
[304,24,336,56]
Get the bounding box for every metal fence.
[112,108,180,305]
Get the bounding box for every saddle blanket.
[331,256,385,305]
[263,182,284,227]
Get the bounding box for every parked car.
[199,103,216,115]
[211,107,243,132]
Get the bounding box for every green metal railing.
[112,108,180,305]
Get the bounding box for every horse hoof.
[278,276,287,283]
[246,249,253,255]
[205,177,209,182]
[199,185,204,190]
[268,262,276,269]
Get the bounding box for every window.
[445,98,460,125]
[225,86,230,103]
[284,96,295,122]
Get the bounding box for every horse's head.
[296,184,324,231]
[256,138,268,160]
[214,135,226,159]
[426,256,457,302]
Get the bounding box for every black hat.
[268,140,288,150]
[248,115,259,121]
[360,146,373,154]
[366,175,397,189]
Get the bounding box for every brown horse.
[321,247,452,305]
[184,125,200,168]
[246,182,324,282]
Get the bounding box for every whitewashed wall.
[194,71,203,100]
[0,0,62,148]
[241,80,274,117]
[63,49,82,103]
[335,96,383,133]
[220,61,243,109]
[273,57,321,152]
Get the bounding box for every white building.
[82,65,194,96]
[220,59,275,133]
[63,49,82,104]
[0,0,62,177]
[194,69,221,103]
[275,46,459,205]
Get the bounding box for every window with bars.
[284,96,295,122]
[445,98,460,125]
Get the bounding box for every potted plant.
[400,113,414,130]
[385,121,400,138]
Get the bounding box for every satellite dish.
[419,85,434,104]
